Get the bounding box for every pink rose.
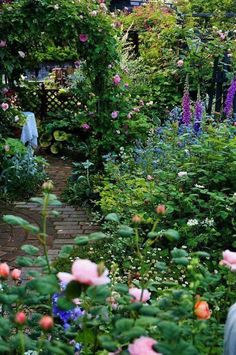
[111,111,119,119]
[133,107,140,112]
[128,336,160,355]
[0,263,10,278]
[79,34,88,43]
[39,316,54,330]
[220,250,236,271]
[177,59,184,67]
[58,259,110,286]
[1,102,9,111]
[0,40,6,48]
[113,74,121,85]
[129,288,151,303]
[147,175,154,181]
[11,268,21,280]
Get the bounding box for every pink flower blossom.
[0,263,10,278]
[15,312,26,325]
[81,123,91,131]
[58,259,110,286]
[111,111,119,119]
[74,60,81,68]
[133,107,140,112]
[39,316,54,330]
[147,175,154,181]
[113,74,121,85]
[220,250,236,271]
[4,145,10,152]
[124,83,129,88]
[1,102,9,111]
[11,268,21,280]
[177,59,184,67]
[0,40,6,48]
[127,112,132,119]
[129,288,151,303]
[128,336,160,355]
[79,34,88,43]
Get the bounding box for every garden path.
[0,155,99,267]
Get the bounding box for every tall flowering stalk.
[194,88,203,133]
[224,77,236,118]
[182,77,191,125]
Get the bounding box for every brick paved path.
[0,155,99,266]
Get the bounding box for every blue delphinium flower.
[194,99,203,134]
[52,293,83,330]
[224,77,236,118]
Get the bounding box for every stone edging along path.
[0,155,100,267]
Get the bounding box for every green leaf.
[118,225,134,237]
[121,326,146,342]
[30,197,44,205]
[147,232,159,239]
[163,229,180,241]
[89,232,107,241]
[156,261,168,271]
[114,284,129,294]
[65,281,82,299]
[171,248,188,258]
[16,256,34,267]
[57,297,75,311]
[193,251,210,257]
[74,236,89,245]
[27,275,59,295]
[3,215,39,234]
[21,244,39,256]
[86,285,110,303]
[173,257,189,266]
[115,318,134,332]
[105,213,120,223]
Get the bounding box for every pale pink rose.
[147,175,154,181]
[113,74,121,85]
[220,250,236,271]
[0,40,6,48]
[127,112,132,119]
[1,102,9,111]
[58,259,110,286]
[0,263,10,278]
[133,107,140,112]
[11,268,21,280]
[111,111,119,119]
[128,336,160,355]
[177,59,184,67]
[4,145,10,152]
[129,288,151,303]
[79,34,88,43]
[90,10,98,16]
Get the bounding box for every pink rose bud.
[177,59,184,67]
[129,288,151,303]
[1,102,9,111]
[0,262,10,278]
[11,268,21,280]
[194,298,212,320]
[39,316,54,331]
[15,311,26,325]
[132,215,142,224]
[155,204,166,215]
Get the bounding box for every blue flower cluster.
[52,292,83,330]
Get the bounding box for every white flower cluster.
[194,184,205,189]
[178,171,188,177]
[187,218,214,227]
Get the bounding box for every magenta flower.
[113,74,121,85]
[58,259,110,286]
[0,40,6,48]
[79,34,88,43]
[224,77,236,118]
[111,111,119,119]
[74,60,81,68]
[194,99,203,132]
[81,123,90,131]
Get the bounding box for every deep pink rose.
[81,123,90,131]
[128,336,160,355]
[220,250,236,271]
[79,34,88,43]
[58,259,110,286]
[113,74,121,85]
[129,288,151,303]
